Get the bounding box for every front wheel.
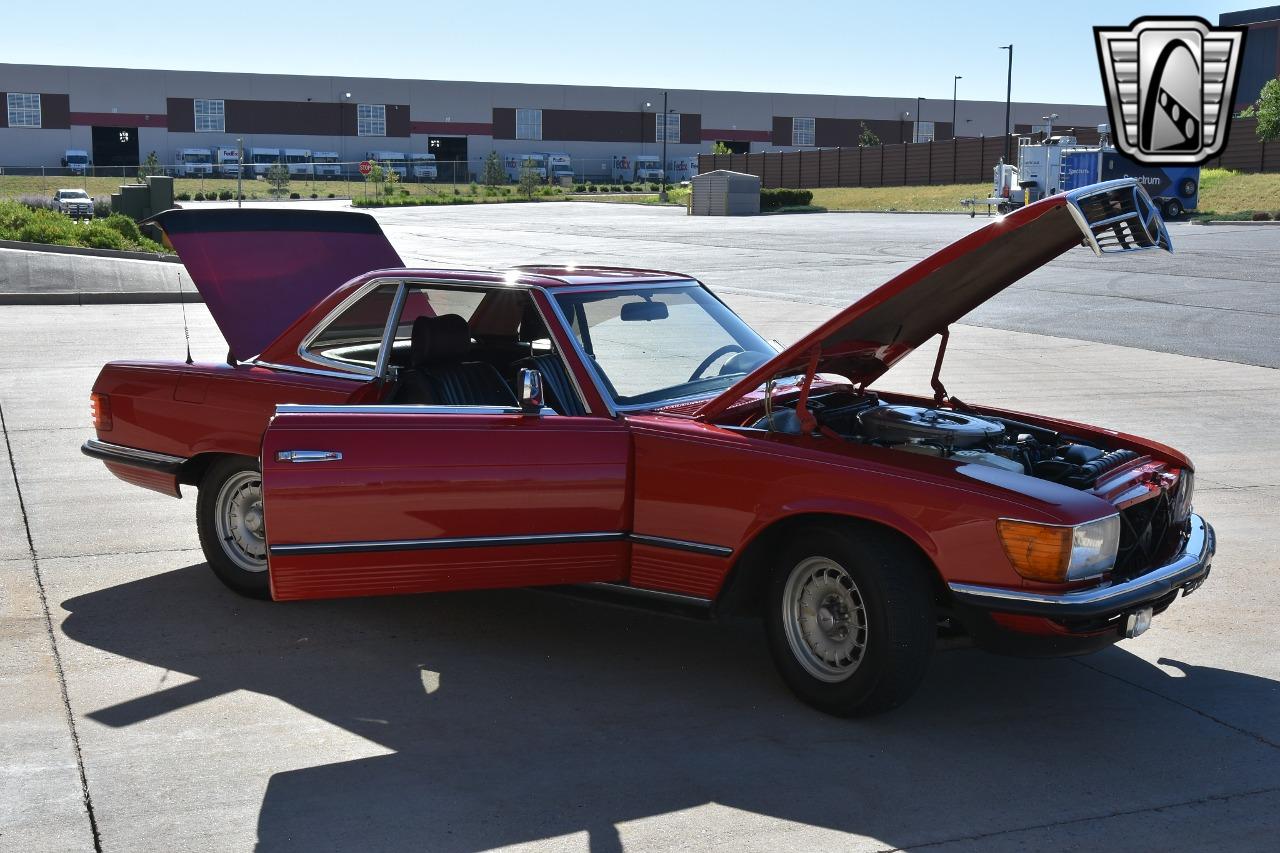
[765,524,935,716]
[1162,198,1184,220]
[197,456,271,599]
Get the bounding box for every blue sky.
[4,1,1243,105]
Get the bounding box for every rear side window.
[302,282,399,372]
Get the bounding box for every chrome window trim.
[272,530,623,556]
[374,281,409,380]
[247,360,374,382]
[297,278,398,377]
[546,279,695,295]
[275,403,559,416]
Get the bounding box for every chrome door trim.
[274,403,559,416]
[628,533,733,557]
[582,582,713,607]
[270,531,626,556]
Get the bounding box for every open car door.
[260,405,631,601]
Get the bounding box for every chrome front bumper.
[948,514,1214,619]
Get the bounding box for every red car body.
[83,180,1214,714]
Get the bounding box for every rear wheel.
[196,456,270,599]
[765,524,935,716]
[1162,198,1184,220]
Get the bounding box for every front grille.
[1114,472,1192,581]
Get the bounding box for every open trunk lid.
[696,179,1172,420]
[150,208,403,362]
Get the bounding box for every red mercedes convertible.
[83,179,1213,715]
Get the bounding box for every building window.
[516,108,542,140]
[7,93,41,128]
[914,121,935,143]
[194,99,224,133]
[792,117,815,147]
[656,113,681,143]
[357,104,387,137]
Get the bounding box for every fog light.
[1124,607,1153,638]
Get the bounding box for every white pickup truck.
[52,188,94,218]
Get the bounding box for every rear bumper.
[948,513,1214,620]
[81,439,186,474]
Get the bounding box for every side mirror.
[518,368,544,415]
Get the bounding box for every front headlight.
[997,515,1120,583]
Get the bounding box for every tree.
[517,160,541,200]
[265,162,290,197]
[381,162,400,195]
[136,151,163,184]
[858,122,881,148]
[711,141,734,155]
[1251,78,1280,143]
[481,151,506,187]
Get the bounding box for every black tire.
[196,456,271,599]
[764,523,935,716]
[1179,178,1197,198]
[1162,198,1184,220]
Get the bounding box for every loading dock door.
[427,136,468,183]
[91,126,141,177]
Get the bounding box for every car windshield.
[59,190,88,199]
[66,155,87,163]
[555,283,774,407]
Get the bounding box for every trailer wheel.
[1179,178,1197,198]
[997,202,1012,215]
[1162,198,1184,220]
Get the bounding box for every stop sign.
[358,160,372,176]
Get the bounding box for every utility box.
[690,170,760,216]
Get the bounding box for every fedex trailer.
[312,152,341,177]
[215,146,243,177]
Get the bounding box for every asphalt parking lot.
[2,203,1279,852]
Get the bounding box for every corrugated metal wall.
[700,119,1278,188]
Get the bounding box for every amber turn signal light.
[996,519,1072,583]
[90,392,112,432]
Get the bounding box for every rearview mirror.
[518,368,544,415]
[620,300,669,322]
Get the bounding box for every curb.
[0,239,180,263]
[1198,219,1280,226]
[0,291,201,306]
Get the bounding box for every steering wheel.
[689,344,745,381]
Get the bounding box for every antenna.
[177,269,193,365]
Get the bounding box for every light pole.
[660,91,670,202]
[952,76,962,139]
[641,101,651,157]
[915,97,923,142]
[236,137,243,208]
[1000,45,1014,161]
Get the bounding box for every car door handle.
[275,450,343,463]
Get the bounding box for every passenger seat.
[389,314,518,407]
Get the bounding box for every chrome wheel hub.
[782,556,868,682]
[214,471,267,573]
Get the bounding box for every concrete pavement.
[1,289,1278,851]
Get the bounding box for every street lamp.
[641,101,652,157]
[236,137,243,208]
[914,97,926,142]
[1000,45,1014,161]
[952,76,962,139]
[660,91,671,202]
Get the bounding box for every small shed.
[690,169,760,216]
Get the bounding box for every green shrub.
[0,199,31,235]
[310,193,318,199]
[290,192,301,199]
[78,223,129,251]
[100,213,142,243]
[327,193,336,198]
[1251,211,1272,221]
[178,192,194,201]
[573,184,585,193]
[218,189,234,200]
[16,209,79,245]
[760,188,815,211]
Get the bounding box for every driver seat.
[390,314,517,407]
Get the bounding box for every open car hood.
[696,179,1172,420]
[150,209,403,361]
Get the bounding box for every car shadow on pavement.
[61,563,1280,853]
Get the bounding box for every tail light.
[90,392,112,431]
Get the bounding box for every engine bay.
[749,391,1141,489]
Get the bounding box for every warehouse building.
[1223,5,1280,107]
[0,62,1106,180]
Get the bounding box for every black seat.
[520,352,585,416]
[390,314,517,407]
